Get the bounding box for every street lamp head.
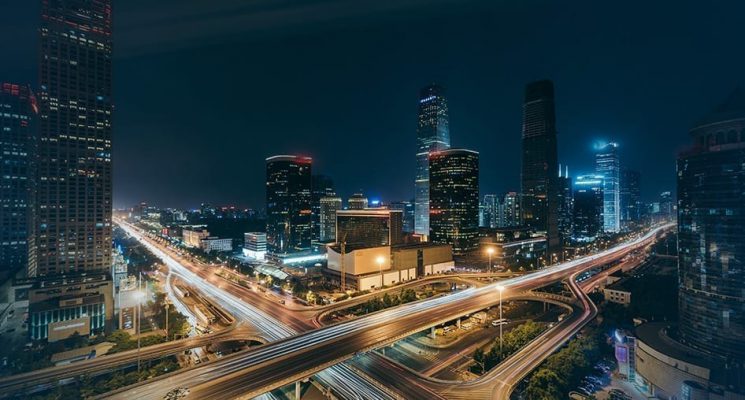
[496,285,505,293]
[486,247,495,255]
[376,256,385,265]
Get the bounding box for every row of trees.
[471,321,544,373]
[352,289,420,315]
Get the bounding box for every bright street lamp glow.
[375,256,385,265]
[486,247,495,255]
[496,285,505,293]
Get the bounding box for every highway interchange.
[0,221,674,400]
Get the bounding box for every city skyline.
[3,1,745,209]
[1,2,744,399]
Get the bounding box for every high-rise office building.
[595,142,620,233]
[335,209,403,248]
[36,0,113,275]
[557,165,573,241]
[319,196,342,242]
[311,174,335,241]
[619,168,641,228]
[347,193,368,210]
[415,84,451,236]
[520,80,559,250]
[429,149,479,254]
[479,194,498,228]
[389,200,415,233]
[572,175,604,242]
[265,155,312,255]
[501,192,520,227]
[0,83,38,278]
[678,88,745,361]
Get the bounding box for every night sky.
[3,0,745,209]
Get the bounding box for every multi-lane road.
[102,222,672,400]
[0,221,671,400]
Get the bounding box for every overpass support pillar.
[457,318,461,329]
[295,381,302,400]
[431,326,436,339]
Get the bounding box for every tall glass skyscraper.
[429,149,479,254]
[36,0,113,275]
[520,80,559,251]
[595,142,620,233]
[415,84,450,236]
[265,155,312,255]
[678,88,745,362]
[0,83,38,277]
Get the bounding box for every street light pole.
[137,271,142,373]
[376,256,385,289]
[486,247,495,275]
[497,285,505,353]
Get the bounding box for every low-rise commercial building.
[200,237,232,253]
[182,226,209,248]
[243,232,267,260]
[27,273,113,341]
[326,243,454,291]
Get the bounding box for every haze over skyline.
[3,0,744,209]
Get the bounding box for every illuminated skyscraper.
[429,149,479,254]
[415,84,450,236]
[557,165,573,241]
[520,80,559,250]
[265,155,312,255]
[501,192,520,227]
[319,196,342,242]
[347,193,368,210]
[595,142,620,233]
[479,194,498,228]
[36,0,113,275]
[572,175,604,242]
[311,174,335,241]
[678,88,745,362]
[0,83,38,277]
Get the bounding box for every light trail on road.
[106,222,672,400]
[116,221,397,400]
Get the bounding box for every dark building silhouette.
[265,155,312,255]
[520,80,559,251]
[620,168,641,228]
[36,0,114,275]
[335,209,403,248]
[678,88,745,362]
[415,84,450,236]
[311,174,335,241]
[572,175,604,242]
[0,83,38,278]
[389,200,415,234]
[429,149,479,254]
